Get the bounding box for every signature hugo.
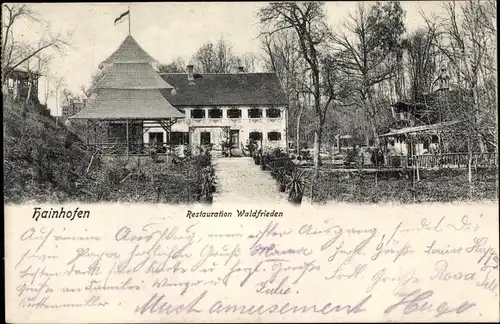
[384,289,476,318]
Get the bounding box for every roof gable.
[159,73,289,106]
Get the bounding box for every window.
[171,132,190,145]
[208,108,223,118]
[267,132,282,141]
[149,132,164,144]
[177,108,186,115]
[248,108,262,118]
[227,108,242,119]
[249,132,262,141]
[191,109,205,119]
[267,108,281,118]
[200,132,211,145]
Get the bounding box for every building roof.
[379,120,462,137]
[159,73,289,106]
[101,35,157,65]
[69,89,185,120]
[92,63,173,90]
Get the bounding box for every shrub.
[344,148,357,166]
[286,168,307,203]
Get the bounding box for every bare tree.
[403,26,439,103]
[424,0,496,152]
[157,57,186,73]
[259,2,334,176]
[1,4,70,87]
[235,52,258,72]
[192,37,240,73]
[333,2,406,147]
[51,77,65,126]
[19,49,53,105]
[260,29,305,152]
[80,70,105,99]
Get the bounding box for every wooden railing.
[387,152,498,169]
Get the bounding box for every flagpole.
[128,5,131,35]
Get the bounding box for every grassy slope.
[4,98,209,204]
[4,98,93,203]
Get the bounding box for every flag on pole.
[114,10,130,25]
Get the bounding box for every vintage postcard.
[3,1,499,323]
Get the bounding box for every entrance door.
[230,130,239,148]
[200,131,211,146]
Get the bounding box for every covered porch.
[69,88,185,156]
[379,120,498,169]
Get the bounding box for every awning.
[379,120,462,137]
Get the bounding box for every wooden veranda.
[82,117,180,156]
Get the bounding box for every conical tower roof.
[102,35,157,65]
[71,35,183,120]
[92,63,173,90]
[71,89,185,120]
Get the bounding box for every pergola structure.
[69,35,184,156]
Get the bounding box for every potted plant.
[275,168,287,192]
[286,168,306,204]
[254,149,262,165]
[200,165,215,204]
[221,140,232,157]
[261,152,272,170]
[246,139,257,158]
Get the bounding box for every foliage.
[300,149,312,161]
[246,139,258,157]
[312,168,498,204]
[344,148,357,166]
[4,97,93,203]
[286,168,307,202]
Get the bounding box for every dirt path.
[212,157,288,204]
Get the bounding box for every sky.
[6,1,445,116]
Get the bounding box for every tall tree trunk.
[472,86,487,153]
[25,76,33,105]
[467,136,473,197]
[313,126,322,178]
[367,95,380,147]
[312,67,321,174]
[296,102,303,154]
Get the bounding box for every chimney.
[187,65,194,81]
[237,66,244,73]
